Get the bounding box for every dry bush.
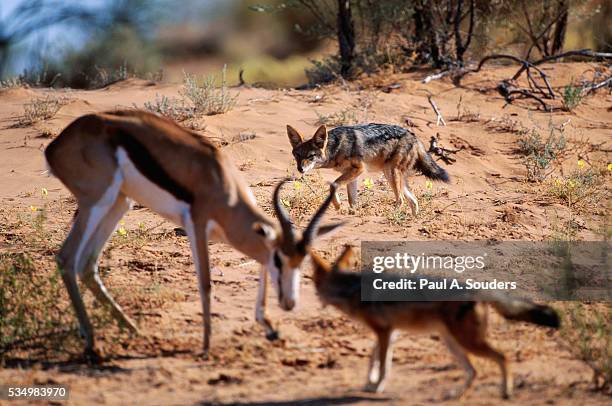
[18,95,71,126]
[517,123,567,182]
[180,66,238,116]
[544,164,610,214]
[315,108,358,126]
[143,94,193,122]
[560,302,612,394]
[142,66,238,122]
[0,252,118,362]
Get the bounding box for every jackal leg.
[383,166,405,207]
[81,194,139,334]
[442,332,476,399]
[402,177,419,216]
[365,328,394,393]
[347,179,358,208]
[332,162,364,209]
[463,339,511,399]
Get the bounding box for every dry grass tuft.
[17,95,71,127]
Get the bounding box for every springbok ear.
[316,222,345,238]
[286,125,304,149]
[253,222,277,244]
[312,125,328,150]
[334,245,353,271]
[310,251,330,273]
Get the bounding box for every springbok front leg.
[81,193,139,334]
[184,212,213,357]
[255,265,278,340]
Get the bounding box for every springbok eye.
[273,251,283,271]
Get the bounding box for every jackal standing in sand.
[286,123,450,214]
[311,246,560,398]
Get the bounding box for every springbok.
[45,110,341,360]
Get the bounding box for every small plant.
[18,95,71,126]
[562,83,583,111]
[517,125,567,181]
[180,65,238,115]
[143,94,192,122]
[315,108,358,126]
[544,164,608,213]
[305,57,342,86]
[560,302,611,393]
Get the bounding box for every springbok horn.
[273,178,296,250]
[301,182,338,251]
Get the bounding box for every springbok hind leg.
[81,194,139,334]
[184,213,213,358]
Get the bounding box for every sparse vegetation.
[561,302,612,394]
[517,123,567,181]
[18,95,71,126]
[180,66,238,116]
[315,108,358,126]
[562,83,583,111]
[143,94,192,122]
[143,66,237,122]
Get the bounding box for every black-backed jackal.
[311,246,560,398]
[287,123,450,214]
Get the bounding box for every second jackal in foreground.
[311,246,560,398]
[287,123,450,214]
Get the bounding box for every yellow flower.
[293,180,302,190]
[41,187,48,197]
[568,180,577,188]
[554,178,562,186]
[363,178,374,190]
[425,180,433,190]
[608,163,612,171]
[117,227,127,236]
[29,205,38,212]
[577,159,585,169]
[281,198,291,208]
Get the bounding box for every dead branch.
[497,80,552,112]
[427,96,446,126]
[514,49,612,77]
[422,70,451,83]
[581,76,612,96]
[428,134,460,164]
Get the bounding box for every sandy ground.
[0,62,610,405]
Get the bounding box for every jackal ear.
[312,125,328,150]
[334,245,353,271]
[286,125,304,148]
[253,223,277,246]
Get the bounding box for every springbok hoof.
[266,330,279,341]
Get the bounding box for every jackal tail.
[416,144,450,182]
[490,298,560,328]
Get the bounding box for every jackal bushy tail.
[490,298,560,328]
[416,144,450,182]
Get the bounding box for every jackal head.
[286,125,329,174]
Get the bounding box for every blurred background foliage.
[0,0,609,88]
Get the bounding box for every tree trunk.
[337,0,355,78]
[551,0,568,55]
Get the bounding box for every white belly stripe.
[115,147,190,227]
